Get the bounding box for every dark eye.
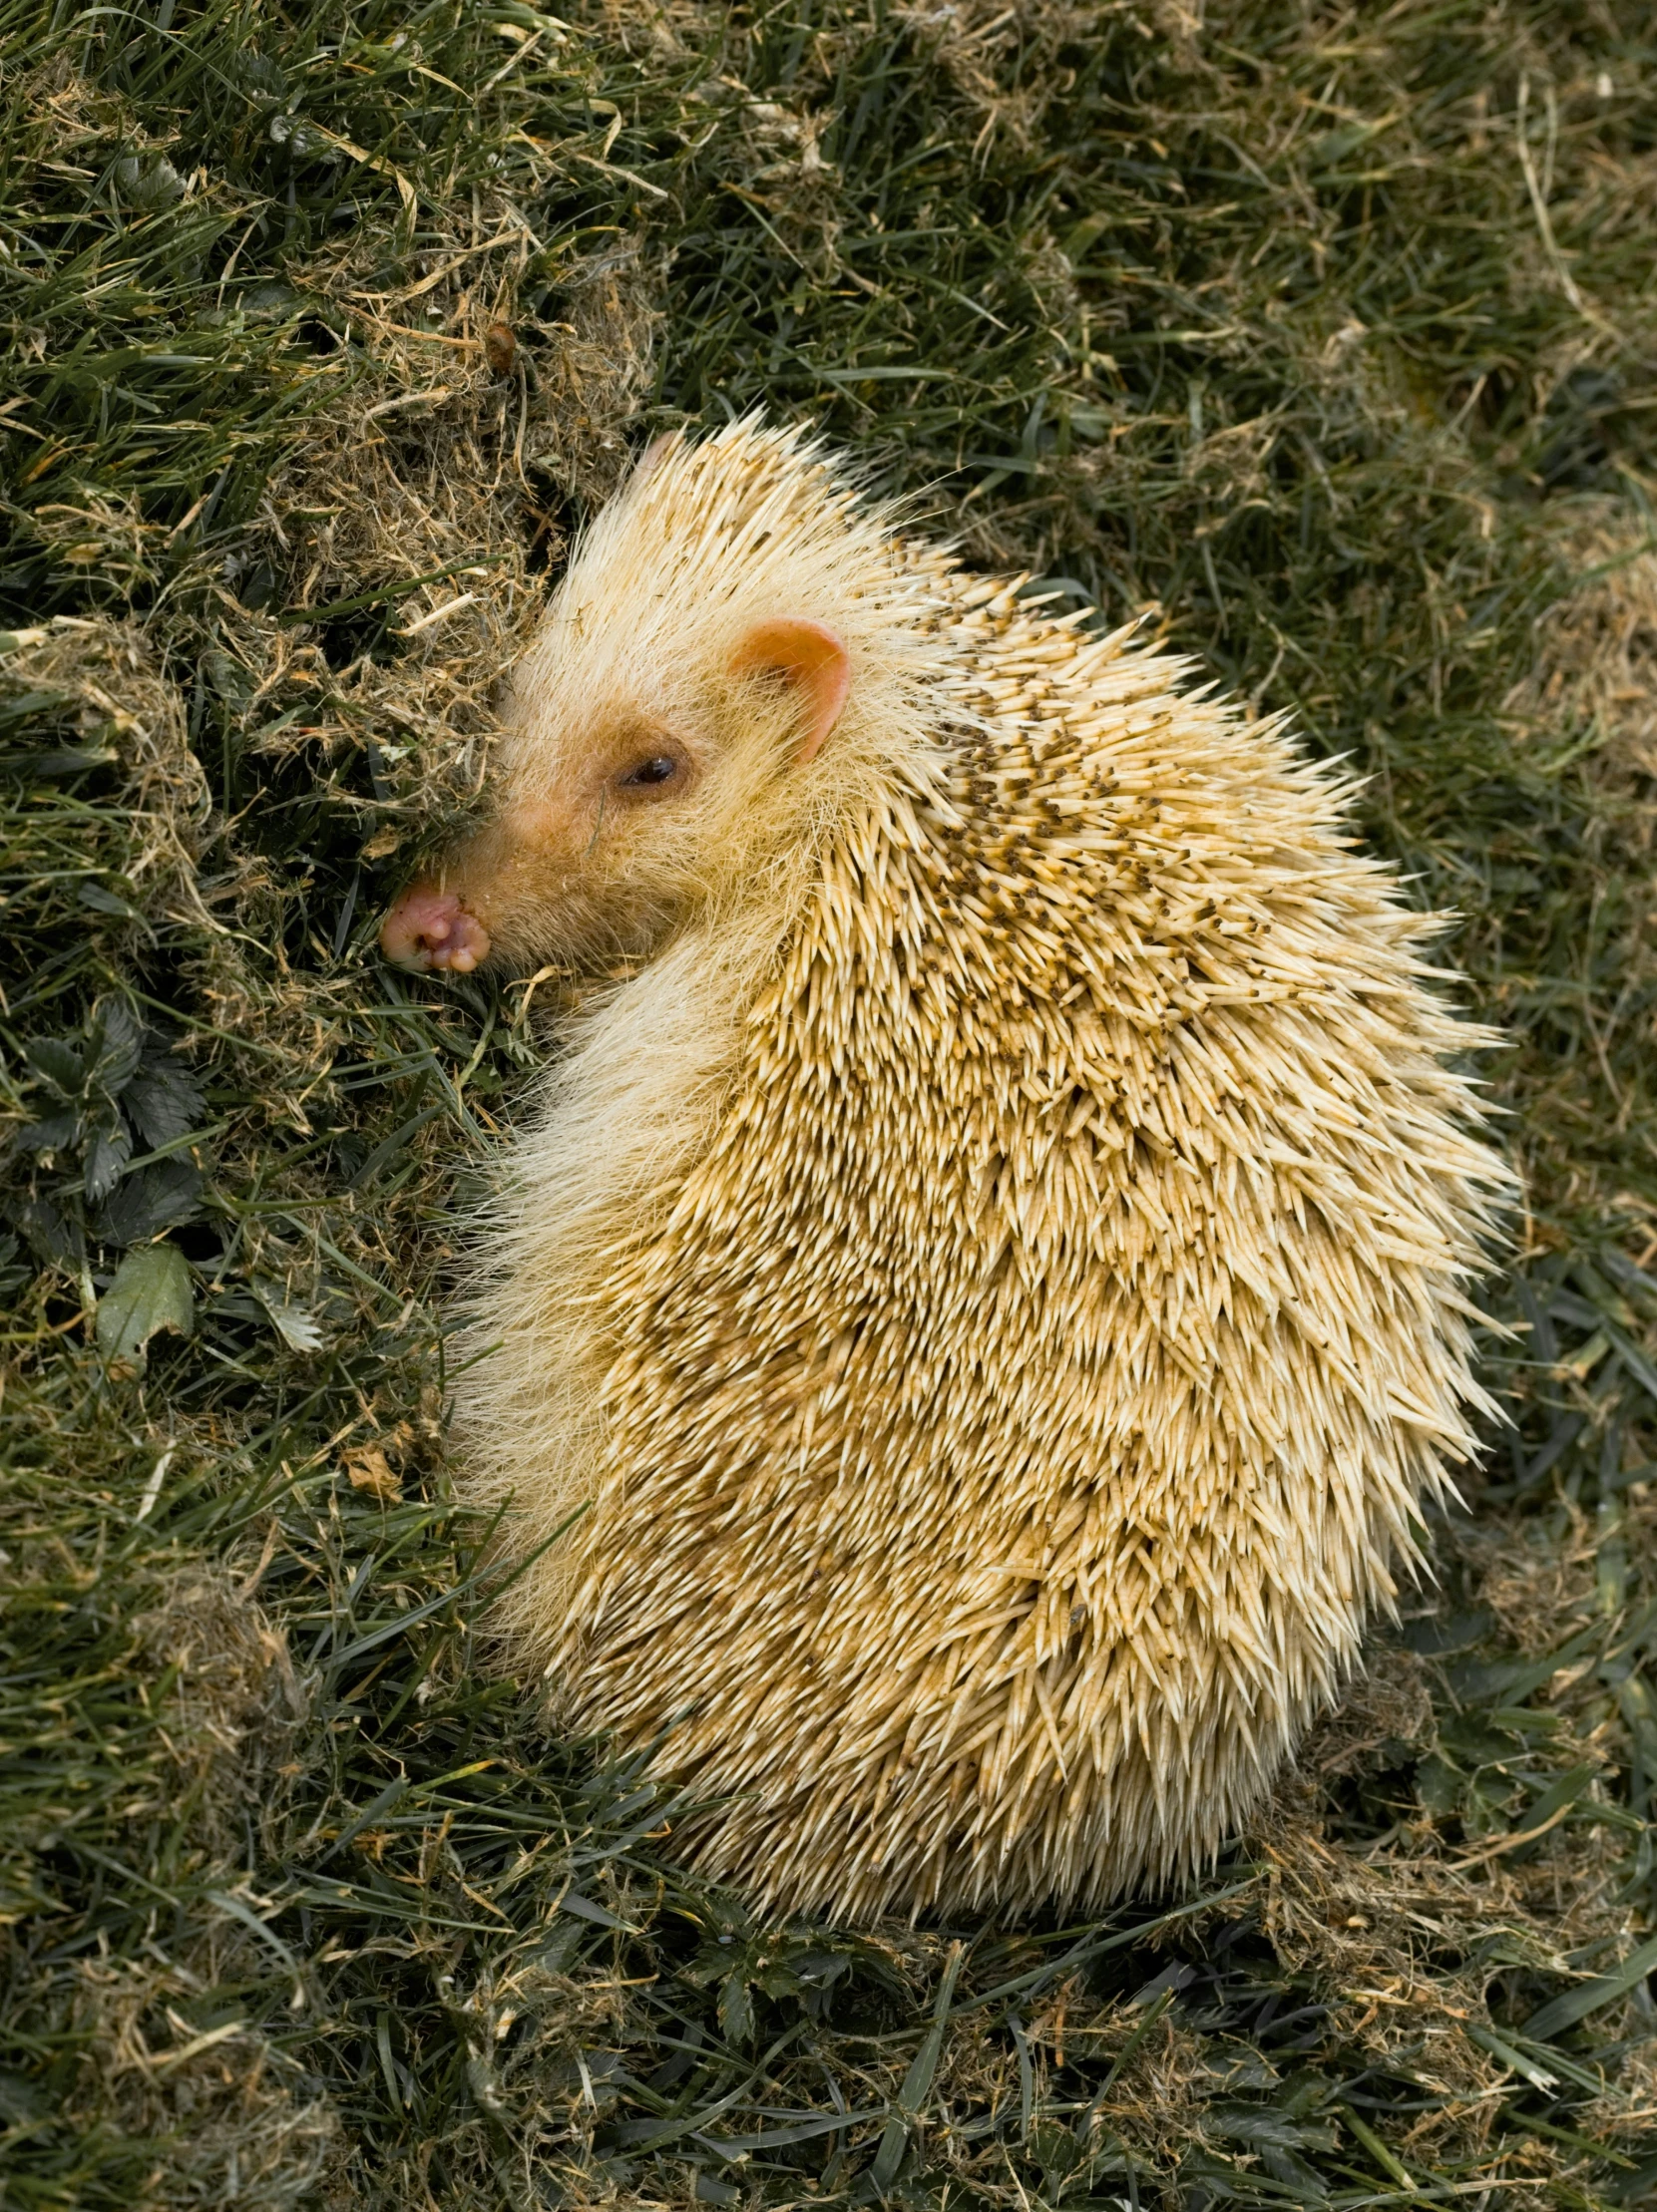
[618,755,679,789]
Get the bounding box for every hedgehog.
[381,418,1510,1922]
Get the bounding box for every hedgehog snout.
[380,883,493,974]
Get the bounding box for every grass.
[2,0,1657,2203]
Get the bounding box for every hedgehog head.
[381,420,930,978]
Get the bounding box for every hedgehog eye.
[617,754,679,791]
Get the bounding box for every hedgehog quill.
[382,420,1511,1920]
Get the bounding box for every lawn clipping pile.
[3,1,1657,2205]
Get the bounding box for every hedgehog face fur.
[382,418,1512,1923]
[382,434,918,979]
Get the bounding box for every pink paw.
[379,885,493,973]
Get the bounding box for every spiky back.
[462,426,1510,1920]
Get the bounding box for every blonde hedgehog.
[382,418,1510,1921]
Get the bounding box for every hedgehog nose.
[380,884,493,973]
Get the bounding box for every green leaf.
[94,1159,203,1248]
[1207,2104,1340,2153]
[22,1110,79,1152]
[250,1279,327,1352]
[24,1037,84,1099]
[717,1968,754,2046]
[0,2070,46,2123]
[86,1000,143,1097]
[83,1112,132,1204]
[553,1889,637,1933]
[78,881,138,918]
[1521,1931,1657,2042]
[12,1196,84,1269]
[1465,2022,1558,2090]
[869,1941,963,2193]
[702,2110,879,2155]
[125,1045,206,1149]
[95,1245,195,1371]
[18,745,117,775]
[1505,1760,1601,1862]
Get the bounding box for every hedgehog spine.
[452,419,1509,1919]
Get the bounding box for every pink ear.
[730,617,851,765]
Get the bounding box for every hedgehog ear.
[729,617,851,765]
